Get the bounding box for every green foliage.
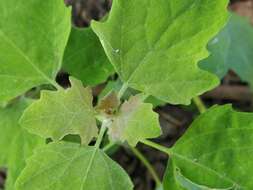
[0,100,44,190]
[163,105,253,189]
[2,0,251,190]
[0,0,71,103]
[164,164,232,190]
[200,13,253,86]
[20,77,98,145]
[63,27,114,86]
[91,0,229,105]
[16,142,133,190]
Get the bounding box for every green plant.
[0,0,252,189]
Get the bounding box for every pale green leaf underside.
[164,105,253,189]
[109,95,161,146]
[20,77,98,145]
[0,0,71,103]
[92,0,229,105]
[200,13,253,86]
[63,27,114,86]
[16,142,133,190]
[0,100,44,190]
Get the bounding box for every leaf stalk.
[95,121,108,148]
[117,83,128,99]
[140,139,172,155]
[129,146,162,186]
[193,97,206,113]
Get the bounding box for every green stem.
[130,146,162,186]
[43,74,62,91]
[103,142,116,152]
[52,80,63,91]
[140,93,149,101]
[193,97,206,114]
[140,139,172,155]
[95,123,107,148]
[117,83,128,99]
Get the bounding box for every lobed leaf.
[15,142,133,190]
[91,0,229,104]
[164,105,253,189]
[63,27,114,86]
[0,0,71,104]
[20,77,98,145]
[0,100,44,190]
[200,13,253,86]
[108,95,161,146]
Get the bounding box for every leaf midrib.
[80,148,98,190]
[121,0,198,84]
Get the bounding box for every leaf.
[108,95,161,146]
[100,80,166,108]
[200,13,253,86]
[0,102,8,108]
[63,27,114,86]
[99,80,123,99]
[0,0,71,103]
[20,77,98,145]
[96,91,120,115]
[163,161,234,190]
[0,100,44,190]
[156,186,164,190]
[91,0,229,105]
[16,142,133,190]
[145,96,166,108]
[164,105,253,189]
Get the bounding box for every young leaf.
[164,105,253,189]
[20,77,98,145]
[91,0,229,105]
[108,95,161,146]
[0,0,71,103]
[200,13,253,86]
[0,100,44,190]
[96,91,120,115]
[63,27,114,86]
[16,142,133,190]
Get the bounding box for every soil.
[1,0,253,189]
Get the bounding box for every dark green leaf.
[63,27,114,86]
[200,13,253,86]
[164,105,253,189]
[0,100,44,190]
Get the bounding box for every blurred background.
[1,0,253,189]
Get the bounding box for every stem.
[95,124,107,148]
[193,97,206,114]
[103,142,116,152]
[140,139,172,155]
[117,83,128,99]
[51,80,63,91]
[42,74,62,91]
[130,146,162,186]
[140,93,149,101]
